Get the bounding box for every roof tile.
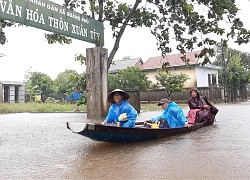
[109,58,143,73]
[141,50,203,70]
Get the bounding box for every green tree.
[54,69,79,95]
[25,71,55,98]
[214,46,250,102]
[2,1,250,67]
[66,73,87,93]
[226,55,250,101]
[155,70,189,98]
[214,47,250,71]
[239,52,250,71]
[108,66,151,90]
[67,73,87,105]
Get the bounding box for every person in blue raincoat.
[150,98,187,128]
[103,89,138,128]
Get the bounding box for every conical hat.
[107,89,130,104]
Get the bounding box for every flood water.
[1,101,250,179]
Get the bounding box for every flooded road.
[1,101,250,179]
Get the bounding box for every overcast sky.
[0,0,249,82]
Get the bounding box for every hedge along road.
[0,101,250,179]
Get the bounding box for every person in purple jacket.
[103,89,138,127]
[187,88,218,125]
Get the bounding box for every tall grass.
[0,102,87,113]
[0,102,188,113]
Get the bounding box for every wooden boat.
[66,121,207,143]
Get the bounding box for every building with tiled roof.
[109,58,143,74]
[141,51,221,88]
[141,51,203,69]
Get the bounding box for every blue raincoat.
[151,102,187,128]
[106,100,138,127]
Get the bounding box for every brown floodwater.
[1,101,250,179]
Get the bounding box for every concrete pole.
[86,47,108,120]
[0,84,3,103]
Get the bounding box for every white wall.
[196,66,219,87]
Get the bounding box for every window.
[212,74,217,85]
[208,73,217,85]
[208,74,211,85]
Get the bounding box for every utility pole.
[222,46,229,103]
